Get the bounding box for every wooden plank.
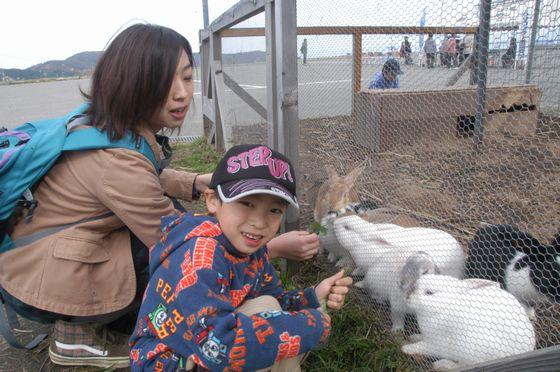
[199,31,214,143]
[353,33,362,93]
[359,85,541,119]
[202,99,215,124]
[209,0,266,34]
[265,1,278,148]
[446,53,474,87]
[210,33,228,151]
[355,85,542,152]
[221,26,479,37]
[222,71,268,120]
[274,0,300,236]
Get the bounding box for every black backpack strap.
[0,288,47,349]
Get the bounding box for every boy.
[129,144,352,371]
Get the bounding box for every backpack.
[0,104,160,349]
[0,103,160,253]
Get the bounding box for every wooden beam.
[209,0,266,34]
[210,34,228,151]
[199,29,211,42]
[446,53,474,87]
[274,0,300,232]
[222,71,268,120]
[221,26,479,37]
[265,1,278,148]
[202,99,215,124]
[353,33,362,93]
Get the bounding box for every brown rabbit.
[313,165,364,222]
[313,165,364,266]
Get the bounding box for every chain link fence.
[214,0,560,369]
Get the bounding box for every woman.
[0,23,318,368]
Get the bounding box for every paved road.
[0,77,204,136]
[1,53,558,134]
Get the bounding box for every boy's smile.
[205,190,287,255]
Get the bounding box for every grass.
[171,138,224,173]
[169,140,415,372]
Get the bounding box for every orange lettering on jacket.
[251,315,274,344]
[275,332,301,361]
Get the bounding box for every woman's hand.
[195,173,212,193]
[267,230,319,261]
[315,270,352,311]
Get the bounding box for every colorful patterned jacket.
[129,213,330,371]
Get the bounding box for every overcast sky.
[2,0,536,69]
[0,0,242,69]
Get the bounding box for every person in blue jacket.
[368,58,403,89]
[129,144,352,371]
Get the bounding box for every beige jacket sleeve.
[96,150,197,248]
[160,168,198,201]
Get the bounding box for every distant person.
[368,58,403,89]
[424,33,437,68]
[300,38,308,64]
[502,37,517,68]
[462,33,475,65]
[443,34,457,68]
[439,34,448,67]
[403,36,412,65]
[457,36,465,64]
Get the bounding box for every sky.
[0,0,241,69]
[1,0,541,70]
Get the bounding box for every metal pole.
[525,0,542,84]
[474,0,492,151]
[202,0,209,28]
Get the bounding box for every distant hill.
[1,52,101,81]
[0,50,266,82]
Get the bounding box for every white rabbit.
[334,215,465,332]
[401,274,535,371]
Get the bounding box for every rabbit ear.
[343,166,364,186]
[462,278,502,291]
[325,165,340,182]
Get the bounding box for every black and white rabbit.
[465,224,560,319]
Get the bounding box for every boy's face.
[205,189,287,255]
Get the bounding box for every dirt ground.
[234,112,560,351]
[2,112,559,370]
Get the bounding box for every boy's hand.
[267,230,319,261]
[194,173,213,193]
[315,270,353,311]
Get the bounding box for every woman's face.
[152,50,194,132]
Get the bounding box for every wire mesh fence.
[214,0,560,369]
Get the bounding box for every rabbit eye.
[425,290,434,295]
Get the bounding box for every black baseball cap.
[209,144,299,209]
